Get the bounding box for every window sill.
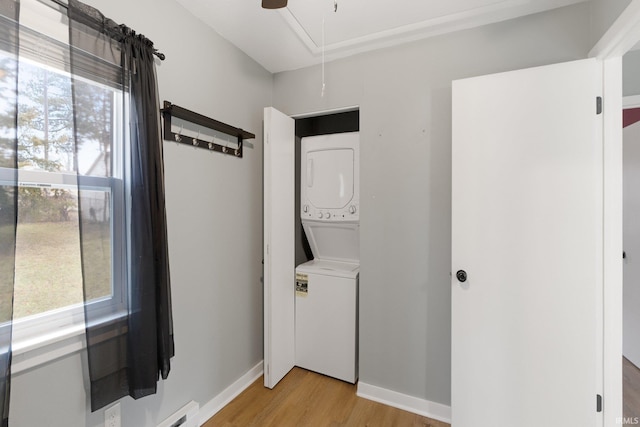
[10,310,127,375]
[11,323,86,375]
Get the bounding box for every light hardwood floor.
[204,358,640,425]
[203,367,450,427]
[624,356,640,421]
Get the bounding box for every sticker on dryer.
[295,273,308,297]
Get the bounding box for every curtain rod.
[49,0,166,61]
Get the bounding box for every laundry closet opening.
[293,110,360,266]
[293,109,360,383]
[262,105,360,389]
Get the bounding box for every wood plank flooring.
[203,367,450,427]
[624,356,640,421]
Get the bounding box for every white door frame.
[600,57,623,427]
[590,1,640,425]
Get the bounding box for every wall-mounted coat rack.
[161,101,255,158]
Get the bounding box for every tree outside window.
[0,53,119,320]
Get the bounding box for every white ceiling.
[175,0,589,73]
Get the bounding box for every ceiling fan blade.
[262,0,287,9]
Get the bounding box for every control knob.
[317,212,323,219]
[349,205,357,214]
[303,205,309,213]
[325,212,331,219]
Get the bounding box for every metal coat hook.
[174,124,183,142]
[192,131,200,147]
[235,136,242,157]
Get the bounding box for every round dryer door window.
[306,148,354,209]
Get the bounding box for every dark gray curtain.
[120,26,174,398]
[67,0,173,411]
[0,1,19,426]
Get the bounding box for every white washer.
[295,260,358,383]
[295,132,360,383]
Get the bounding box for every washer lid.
[296,259,359,279]
[303,220,359,263]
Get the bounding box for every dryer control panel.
[301,203,359,221]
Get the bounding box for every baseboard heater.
[157,401,200,427]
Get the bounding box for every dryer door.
[306,148,354,209]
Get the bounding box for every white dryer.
[295,131,360,383]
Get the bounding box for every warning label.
[295,273,308,296]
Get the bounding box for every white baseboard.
[198,361,263,426]
[357,381,451,424]
[624,95,640,108]
[158,401,200,427]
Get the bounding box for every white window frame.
[0,62,129,373]
[0,169,127,372]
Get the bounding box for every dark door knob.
[456,270,467,283]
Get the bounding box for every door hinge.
[596,394,603,412]
[596,96,603,115]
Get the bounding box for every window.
[0,0,127,361]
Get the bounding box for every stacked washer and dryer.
[294,131,360,384]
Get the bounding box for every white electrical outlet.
[105,402,121,427]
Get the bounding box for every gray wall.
[590,0,632,46]
[624,49,640,96]
[9,0,272,426]
[273,3,591,407]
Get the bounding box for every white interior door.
[263,107,295,389]
[452,59,602,427]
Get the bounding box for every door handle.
[456,270,467,283]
